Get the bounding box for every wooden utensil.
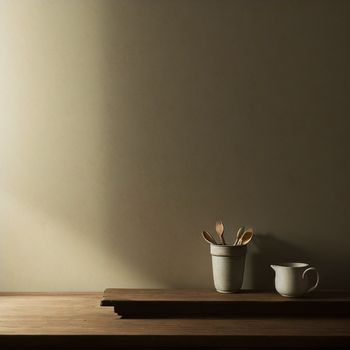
[201,231,218,245]
[215,221,226,245]
[234,226,245,246]
[237,228,254,246]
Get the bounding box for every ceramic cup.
[210,244,247,293]
[271,262,319,297]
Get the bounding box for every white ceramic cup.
[271,262,319,297]
[210,244,247,293]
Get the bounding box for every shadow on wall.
[244,232,349,291]
[244,233,309,290]
[96,0,350,289]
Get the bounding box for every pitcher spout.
[270,264,277,271]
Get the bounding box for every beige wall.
[1,0,349,291]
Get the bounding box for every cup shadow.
[243,232,309,290]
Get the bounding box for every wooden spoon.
[215,221,226,245]
[201,231,218,245]
[237,228,254,246]
[234,226,245,246]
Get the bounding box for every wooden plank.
[0,293,349,348]
[101,289,350,318]
[102,289,350,302]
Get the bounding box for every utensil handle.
[302,267,319,293]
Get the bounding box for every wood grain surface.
[101,289,350,318]
[102,288,350,301]
[0,292,350,349]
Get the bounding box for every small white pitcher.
[271,262,319,297]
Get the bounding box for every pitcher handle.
[302,267,319,293]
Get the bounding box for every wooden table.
[1,292,350,349]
